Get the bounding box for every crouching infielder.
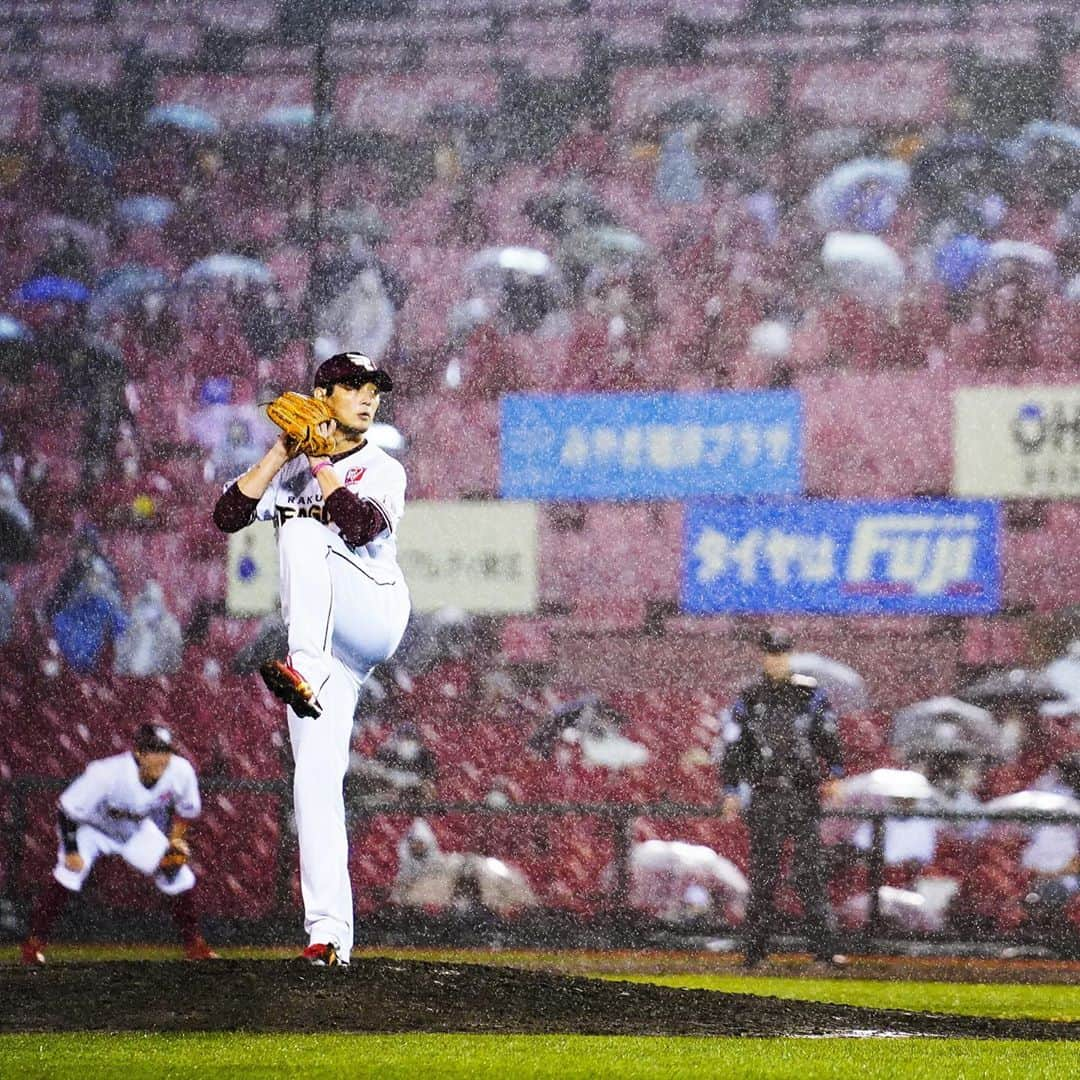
[21,723,217,964]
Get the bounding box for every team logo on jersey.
[345,467,367,485]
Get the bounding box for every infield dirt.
[2,958,1079,1039]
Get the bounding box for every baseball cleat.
[20,938,46,966]
[184,937,220,961]
[260,660,322,718]
[299,942,346,967]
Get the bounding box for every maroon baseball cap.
[313,351,393,393]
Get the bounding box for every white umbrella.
[470,246,553,277]
[837,768,940,803]
[367,422,406,455]
[821,231,905,308]
[1040,649,1080,715]
[983,790,1080,817]
[809,157,910,230]
[1018,120,1080,154]
[628,839,749,917]
[987,240,1056,272]
[181,254,274,288]
[891,697,1003,759]
[789,652,868,713]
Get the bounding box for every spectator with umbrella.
[15,275,128,481]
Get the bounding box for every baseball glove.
[158,837,191,880]
[266,392,336,456]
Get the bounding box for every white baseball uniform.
[238,440,411,961]
[54,751,201,896]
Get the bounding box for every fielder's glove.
[158,837,191,881]
[266,392,336,457]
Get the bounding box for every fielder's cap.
[133,723,174,754]
[758,627,795,654]
[314,351,393,393]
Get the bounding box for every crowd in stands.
[2,0,1080,946]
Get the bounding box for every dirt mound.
[2,959,1078,1039]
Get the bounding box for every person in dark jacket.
[721,627,848,968]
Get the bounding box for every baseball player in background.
[21,723,217,964]
[212,352,411,967]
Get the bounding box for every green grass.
[603,974,1080,1023]
[4,946,1077,1077]
[0,1033,1076,1080]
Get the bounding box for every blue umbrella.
[934,233,989,294]
[14,275,90,305]
[146,103,221,137]
[115,195,175,230]
[809,158,910,233]
[88,266,171,324]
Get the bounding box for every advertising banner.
[226,520,279,616]
[397,501,538,614]
[682,499,1000,615]
[788,58,950,125]
[501,391,802,501]
[954,386,1080,497]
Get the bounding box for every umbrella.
[260,104,315,130]
[325,203,389,243]
[933,233,990,294]
[821,231,905,307]
[629,839,749,912]
[146,103,220,137]
[181,254,274,289]
[1042,650,1080,702]
[528,694,627,757]
[367,422,405,455]
[959,668,1066,708]
[983,790,1080,817]
[788,652,869,713]
[1014,122,1080,195]
[524,185,616,235]
[0,314,31,342]
[88,266,171,324]
[910,134,1013,198]
[470,246,553,278]
[13,275,89,305]
[115,195,175,230]
[562,226,652,272]
[836,768,940,803]
[891,697,1003,759]
[809,157,910,233]
[1018,120,1080,155]
[987,240,1056,272]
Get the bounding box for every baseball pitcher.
[212,351,410,966]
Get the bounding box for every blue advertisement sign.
[500,392,802,501]
[682,499,1000,615]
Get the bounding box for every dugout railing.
[2,776,1078,950]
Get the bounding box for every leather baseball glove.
[158,837,191,880]
[266,392,336,456]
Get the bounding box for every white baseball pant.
[53,821,195,896]
[278,517,410,961]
